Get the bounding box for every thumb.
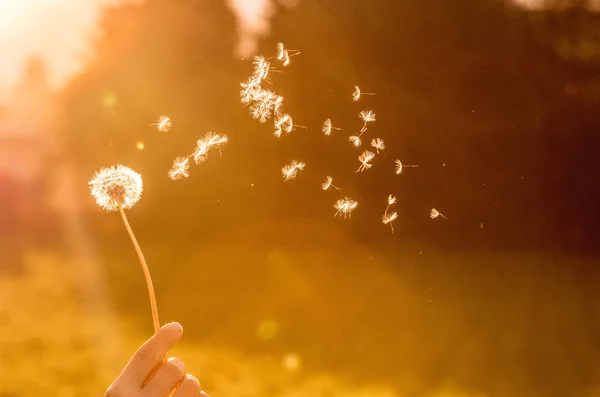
[122,322,184,384]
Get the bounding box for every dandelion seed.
[430,208,447,220]
[322,118,342,136]
[88,164,160,332]
[291,160,305,171]
[152,115,172,132]
[282,165,297,181]
[359,110,376,132]
[395,159,418,175]
[282,160,305,181]
[334,197,358,219]
[253,55,271,82]
[349,135,362,147]
[168,157,190,180]
[352,86,377,102]
[371,138,385,153]
[382,211,398,233]
[274,125,283,138]
[321,176,340,191]
[277,42,301,60]
[282,50,291,67]
[277,42,286,60]
[386,194,397,213]
[357,150,376,172]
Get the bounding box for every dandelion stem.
[118,203,160,333]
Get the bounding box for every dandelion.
[371,138,385,153]
[386,194,397,213]
[352,85,377,102]
[152,115,172,132]
[321,176,340,191]
[322,118,342,136]
[89,165,160,332]
[357,150,376,172]
[359,110,376,132]
[349,135,362,147]
[382,211,398,233]
[334,197,359,219]
[430,208,447,220]
[395,159,418,175]
[168,157,190,180]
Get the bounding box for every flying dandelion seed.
[334,197,358,219]
[89,165,160,332]
[386,194,397,213]
[136,141,145,151]
[282,160,305,181]
[281,50,291,67]
[349,135,362,147]
[282,165,297,181]
[321,176,340,191]
[357,150,376,172]
[274,125,283,138]
[382,211,398,233]
[322,118,342,136]
[430,208,447,220]
[168,157,190,180]
[291,160,305,171]
[371,138,385,153]
[359,110,376,132]
[276,42,301,66]
[353,85,377,102]
[152,115,172,132]
[395,159,418,175]
[276,42,286,60]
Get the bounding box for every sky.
[0,0,296,100]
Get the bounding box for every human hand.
[105,322,208,397]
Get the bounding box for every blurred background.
[1,0,600,396]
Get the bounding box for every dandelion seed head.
[89,164,143,212]
[388,195,396,205]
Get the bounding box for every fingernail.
[163,322,183,333]
[168,357,185,372]
[187,374,200,386]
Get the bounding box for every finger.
[122,322,183,384]
[172,374,202,397]
[143,357,186,396]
